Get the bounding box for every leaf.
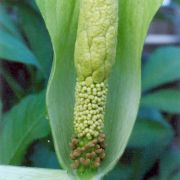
[104,164,132,180]
[127,118,173,179]
[142,47,180,92]
[0,4,22,40]
[105,116,173,180]
[0,3,43,71]
[36,0,163,178]
[0,30,40,69]
[141,89,180,113]
[138,107,164,122]
[128,118,173,148]
[0,91,50,165]
[30,143,60,169]
[159,148,180,180]
[173,0,180,4]
[0,165,70,180]
[17,2,53,76]
[130,146,164,180]
[171,172,180,180]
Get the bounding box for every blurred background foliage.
[0,0,180,179]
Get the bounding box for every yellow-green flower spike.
[74,0,118,83]
[74,80,107,140]
[70,0,118,173]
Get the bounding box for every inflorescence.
[70,77,107,171]
[70,0,118,172]
[74,79,107,140]
[70,133,106,170]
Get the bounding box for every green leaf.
[159,148,180,180]
[0,92,50,165]
[17,2,53,76]
[104,164,132,180]
[173,0,180,4]
[30,143,60,169]
[127,118,173,179]
[142,47,180,91]
[0,4,22,40]
[105,116,173,180]
[171,173,180,180]
[138,107,164,122]
[0,165,70,180]
[36,0,163,178]
[141,89,180,113]
[0,30,40,68]
[128,118,173,148]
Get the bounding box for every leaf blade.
[0,4,22,40]
[17,3,53,76]
[128,118,173,148]
[0,30,40,68]
[141,89,180,113]
[0,92,50,165]
[142,47,180,91]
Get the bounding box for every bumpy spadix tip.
[74,0,118,83]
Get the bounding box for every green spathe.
[36,0,163,179]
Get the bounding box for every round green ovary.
[70,0,118,173]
